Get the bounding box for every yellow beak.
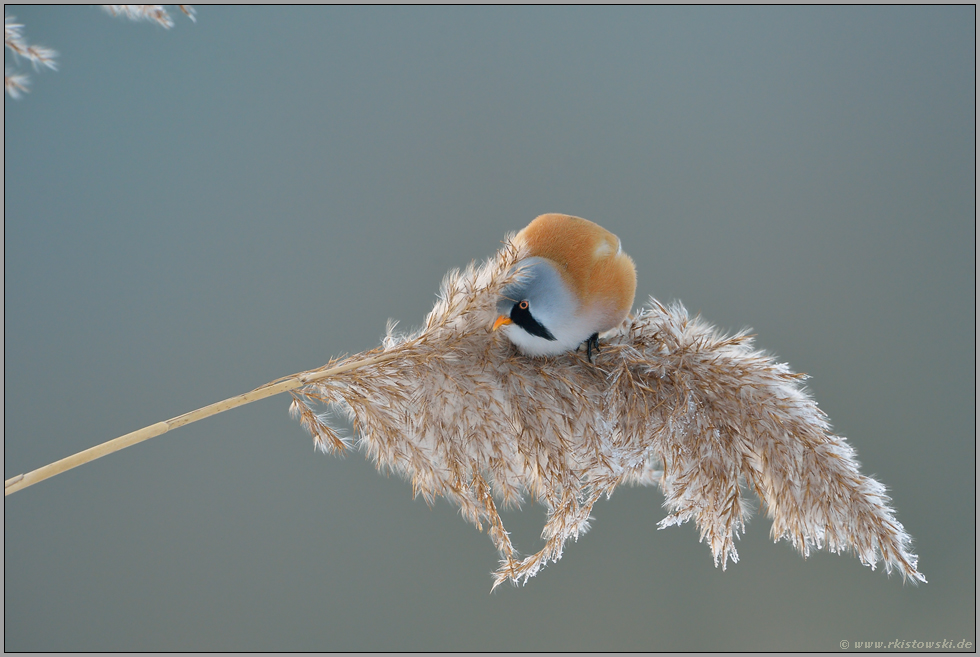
[492,315,513,331]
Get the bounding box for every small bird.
[493,213,637,359]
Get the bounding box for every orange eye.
[519,300,529,310]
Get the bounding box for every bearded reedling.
[493,214,636,360]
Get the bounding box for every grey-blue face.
[497,257,574,342]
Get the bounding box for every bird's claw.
[585,333,600,363]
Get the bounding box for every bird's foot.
[585,332,600,363]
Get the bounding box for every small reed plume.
[289,236,926,587]
[101,5,196,29]
[4,15,58,98]
[5,6,194,98]
[4,232,925,589]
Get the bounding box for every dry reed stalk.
[4,234,925,588]
[3,351,400,496]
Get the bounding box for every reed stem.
[4,350,399,496]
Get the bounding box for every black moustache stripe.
[510,303,557,341]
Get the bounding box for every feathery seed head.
[291,230,925,587]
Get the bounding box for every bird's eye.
[519,300,529,310]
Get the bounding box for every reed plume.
[101,5,196,29]
[4,229,925,587]
[288,236,926,588]
[5,6,193,98]
[4,14,57,98]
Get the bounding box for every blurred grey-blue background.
[4,6,975,651]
